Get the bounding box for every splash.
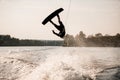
[0,47,120,80]
[21,49,104,80]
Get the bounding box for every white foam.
[0,47,120,80]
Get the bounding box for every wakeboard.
[42,8,64,25]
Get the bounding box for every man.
[49,15,65,38]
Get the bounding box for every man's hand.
[52,30,55,34]
[52,30,60,37]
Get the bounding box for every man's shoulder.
[60,21,64,25]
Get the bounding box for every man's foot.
[57,14,60,20]
[49,20,52,23]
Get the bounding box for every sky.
[0,0,120,40]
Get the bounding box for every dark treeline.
[64,31,120,47]
[0,32,120,47]
[0,35,63,46]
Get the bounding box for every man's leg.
[57,14,61,22]
[49,20,61,31]
[49,20,57,26]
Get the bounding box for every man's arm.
[52,30,60,37]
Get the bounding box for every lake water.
[0,47,120,80]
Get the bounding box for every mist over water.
[0,47,120,80]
